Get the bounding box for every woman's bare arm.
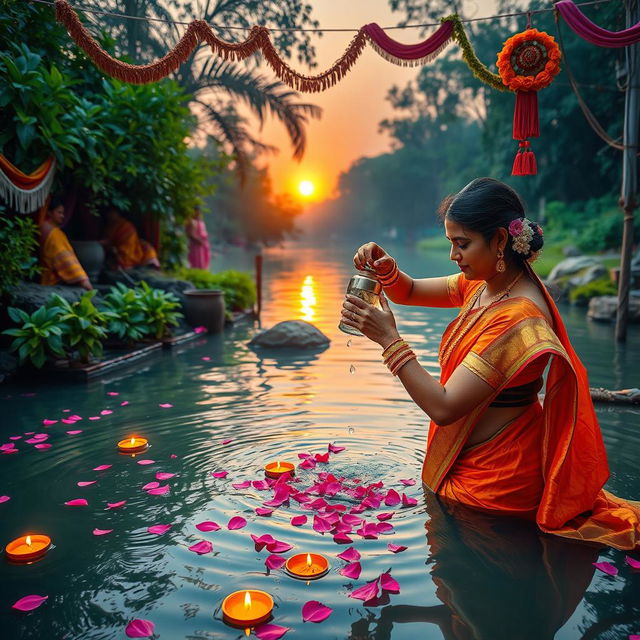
[383,273,455,308]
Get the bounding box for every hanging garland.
[496,29,561,176]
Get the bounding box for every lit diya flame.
[26,536,31,547]
[285,552,329,579]
[222,590,273,627]
[244,591,251,610]
[264,460,295,478]
[5,534,51,563]
[116,436,149,454]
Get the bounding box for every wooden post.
[255,253,263,319]
[616,0,639,342]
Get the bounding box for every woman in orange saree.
[103,207,160,270]
[341,177,640,551]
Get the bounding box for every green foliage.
[576,211,640,254]
[179,268,256,311]
[136,281,183,339]
[569,277,617,306]
[0,206,40,296]
[100,282,148,344]
[2,300,66,368]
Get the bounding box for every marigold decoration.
[497,29,561,176]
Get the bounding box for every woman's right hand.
[353,242,395,275]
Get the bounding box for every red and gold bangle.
[385,345,411,367]
[377,263,400,287]
[390,350,417,376]
[382,339,407,363]
[375,258,396,278]
[382,337,404,357]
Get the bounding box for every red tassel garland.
[513,91,539,139]
[512,141,537,176]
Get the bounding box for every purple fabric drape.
[362,21,454,59]
[556,1,640,48]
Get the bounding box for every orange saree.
[106,217,159,269]
[39,222,87,285]
[422,265,640,550]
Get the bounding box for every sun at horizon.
[298,180,315,198]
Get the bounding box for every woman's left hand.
[341,293,400,347]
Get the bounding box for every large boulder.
[7,282,91,315]
[546,256,606,301]
[249,320,330,349]
[563,245,582,257]
[568,264,608,288]
[547,256,601,281]
[587,295,640,323]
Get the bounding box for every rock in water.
[249,320,330,349]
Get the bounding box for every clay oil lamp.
[222,590,273,628]
[264,460,295,479]
[285,552,329,580]
[5,534,52,563]
[117,436,149,454]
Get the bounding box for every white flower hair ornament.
[508,217,543,263]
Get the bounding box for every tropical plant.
[2,302,66,368]
[569,277,617,306]
[179,268,256,311]
[136,281,183,339]
[0,207,40,297]
[100,282,149,344]
[51,291,109,363]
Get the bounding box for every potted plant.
[100,283,150,347]
[136,281,183,340]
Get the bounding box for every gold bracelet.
[386,345,411,367]
[383,339,408,363]
[377,264,399,285]
[391,351,417,376]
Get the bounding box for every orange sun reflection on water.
[300,275,317,322]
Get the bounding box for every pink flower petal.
[255,623,290,640]
[256,507,274,517]
[107,392,119,396]
[227,516,247,530]
[375,522,394,534]
[125,619,155,638]
[194,326,207,334]
[188,540,213,554]
[291,515,308,526]
[0,443,16,450]
[100,410,113,416]
[380,571,401,593]
[266,540,293,554]
[9,436,22,440]
[328,443,345,453]
[66,430,83,435]
[265,554,287,570]
[0,495,10,503]
[34,443,52,450]
[12,594,48,612]
[384,489,401,506]
[159,403,173,408]
[232,480,251,489]
[148,524,172,535]
[77,481,96,487]
[301,600,333,623]
[313,515,333,534]
[155,472,175,481]
[252,480,271,490]
[62,419,77,425]
[196,521,221,532]
[137,460,155,465]
[147,485,170,495]
[251,534,275,551]
[337,547,361,562]
[350,579,380,602]
[400,478,416,486]
[314,452,330,464]
[69,415,82,421]
[201,356,211,361]
[121,401,129,406]
[65,498,88,506]
[593,561,618,576]
[142,482,160,491]
[88,416,101,421]
[339,561,362,580]
[93,528,113,536]
[388,543,408,553]
[377,512,395,521]
[211,471,228,478]
[42,419,57,426]
[107,500,126,509]
[299,458,316,470]
[333,533,353,544]
[170,454,177,459]
[625,555,640,569]
[401,493,417,507]
[94,464,112,471]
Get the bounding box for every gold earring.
[496,249,506,273]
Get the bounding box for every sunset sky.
[254,0,498,201]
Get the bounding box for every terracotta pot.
[70,240,105,282]
[183,289,225,334]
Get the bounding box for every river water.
[1,241,638,639]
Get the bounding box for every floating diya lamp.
[5,534,52,563]
[264,460,295,479]
[285,552,329,580]
[117,436,149,454]
[222,590,273,627]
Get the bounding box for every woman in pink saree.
[186,206,210,270]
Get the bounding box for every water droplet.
[347,426,355,435]
[349,364,356,374]
[346,339,352,348]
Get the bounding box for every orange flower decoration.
[496,28,561,92]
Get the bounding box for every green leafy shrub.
[0,209,40,297]
[136,281,183,339]
[569,277,617,306]
[2,301,66,368]
[179,268,256,311]
[100,283,149,344]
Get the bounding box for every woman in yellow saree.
[103,207,160,270]
[341,177,640,551]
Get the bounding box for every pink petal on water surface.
[93,528,113,536]
[232,481,251,489]
[34,443,52,450]
[380,571,401,594]
[9,436,22,440]
[100,410,113,416]
[625,556,640,569]
[107,391,119,396]
[401,494,417,507]
[350,579,380,602]
[302,600,333,623]
[252,480,271,491]
[125,619,155,638]
[377,512,395,521]
[69,415,82,421]
[155,472,175,481]
[62,419,76,425]
[337,547,361,562]
[88,416,101,421]
[42,419,57,426]
[333,533,353,544]
[299,458,316,470]
[0,495,10,503]
[24,438,40,444]
[159,403,173,408]
[142,482,160,491]
[121,401,129,406]
[266,540,293,554]
[12,595,48,612]
[384,489,401,506]
[256,507,274,517]
[375,522,394,534]
[339,561,362,580]
[400,478,416,486]
[255,623,290,640]
[227,516,247,530]
[211,471,228,478]
[148,524,172,535]
[201,356,211,361]
[137,460,155,465]
[593,561,618,576]
[194,326,207,334]
[65,498,88,506]
[388,544,408,553]
[188,540,213,554]
[314,452,330,464]
[629,636,640,640]
[291,515,308,526]
[0,443,15,451]
[147,485,170,496]
[313,515,333,534]
[328,443,346,453]
[94,464,112,471]
[221,439,233,445]
[107,500,126,509]
[170,454,177,459]
[66,430,83,435]
[77,481,96,487]
[265,554,287,570]
[196,521,221,532]
[251,534,275,551]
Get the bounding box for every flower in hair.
[508,219,524,237]
[509,217,534,256]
